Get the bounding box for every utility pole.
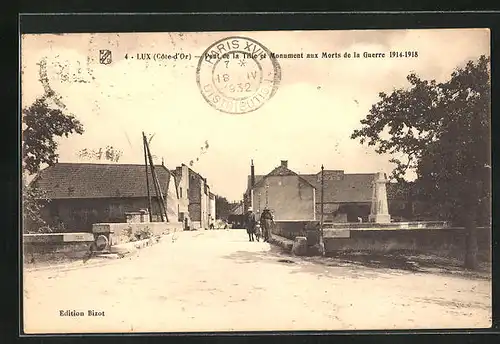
[149,142,168,222]
[142,132,153,222]
[143,133,167,222]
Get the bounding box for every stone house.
[245,160,317,221]
[228,201,245,226]
[173,164,190,226]
[244,160,379,222]
[172,164,211,230]
[30,162,180,232]
[209,192,216,223]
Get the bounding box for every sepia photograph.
[21,28,491,333]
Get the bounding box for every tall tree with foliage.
[215,196,232,220]
[22,95,84,232]
[351,56,490,270]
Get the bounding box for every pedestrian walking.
[244,207,257,242]
[260,207,274,242]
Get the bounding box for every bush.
[123,226,134,242]
[123,226,153,243]
[134,226,152,241]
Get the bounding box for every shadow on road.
[223,246,491,281]
[315,251,491,280]
[224,244,289,261]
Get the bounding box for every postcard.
[21,28,491,333]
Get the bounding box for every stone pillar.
[139,208,149,223]
[368,172,391,224]
[292,236,308,256]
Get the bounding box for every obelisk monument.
[368,172,391,224]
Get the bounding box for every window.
[180,187,183,198]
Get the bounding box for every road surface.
[23,229,492,333]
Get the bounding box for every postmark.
[196,36,281,114]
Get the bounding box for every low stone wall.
[271,221,490,262]
[324,221,450,230]
[269,235,294,252]
[93,222,183,246]
[272,220,454,242]
[325,227,491,262]
[24,232,95,244]
[24,242,93,263]
[23,232,95,263]
[271,221,317,240]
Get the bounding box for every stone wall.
[23,232,95,263]
[271,220,318,240]
[176,164,190,215]
[324,227,491,262]
[324,221,450,230]
[24,242,92,264]
[188,203,201,223]
[188,170,202,222]
[271,221,491,262]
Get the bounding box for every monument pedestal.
[368,214,391,224]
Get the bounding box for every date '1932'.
[215,73,253,93]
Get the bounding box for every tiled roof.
[253,165,316,189]
[229,202,244,215]
[32,163,173,199]
[301,173,375,203]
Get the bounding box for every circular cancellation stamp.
[196,36,281,114]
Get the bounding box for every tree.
[22,96,84,232]
[351,55,490,270]
[22,182,52,233]
[23,96,84,174]
[215,196,232,220]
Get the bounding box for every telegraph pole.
[143,133,167,222]
[143,132,153,222]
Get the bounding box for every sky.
[21,29,490,201]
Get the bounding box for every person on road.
[260,207,274,242]
[245,207,257,242]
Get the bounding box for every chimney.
[251,159,255,187]
[281,160,288,168]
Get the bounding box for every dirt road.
[23,229,492,333]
